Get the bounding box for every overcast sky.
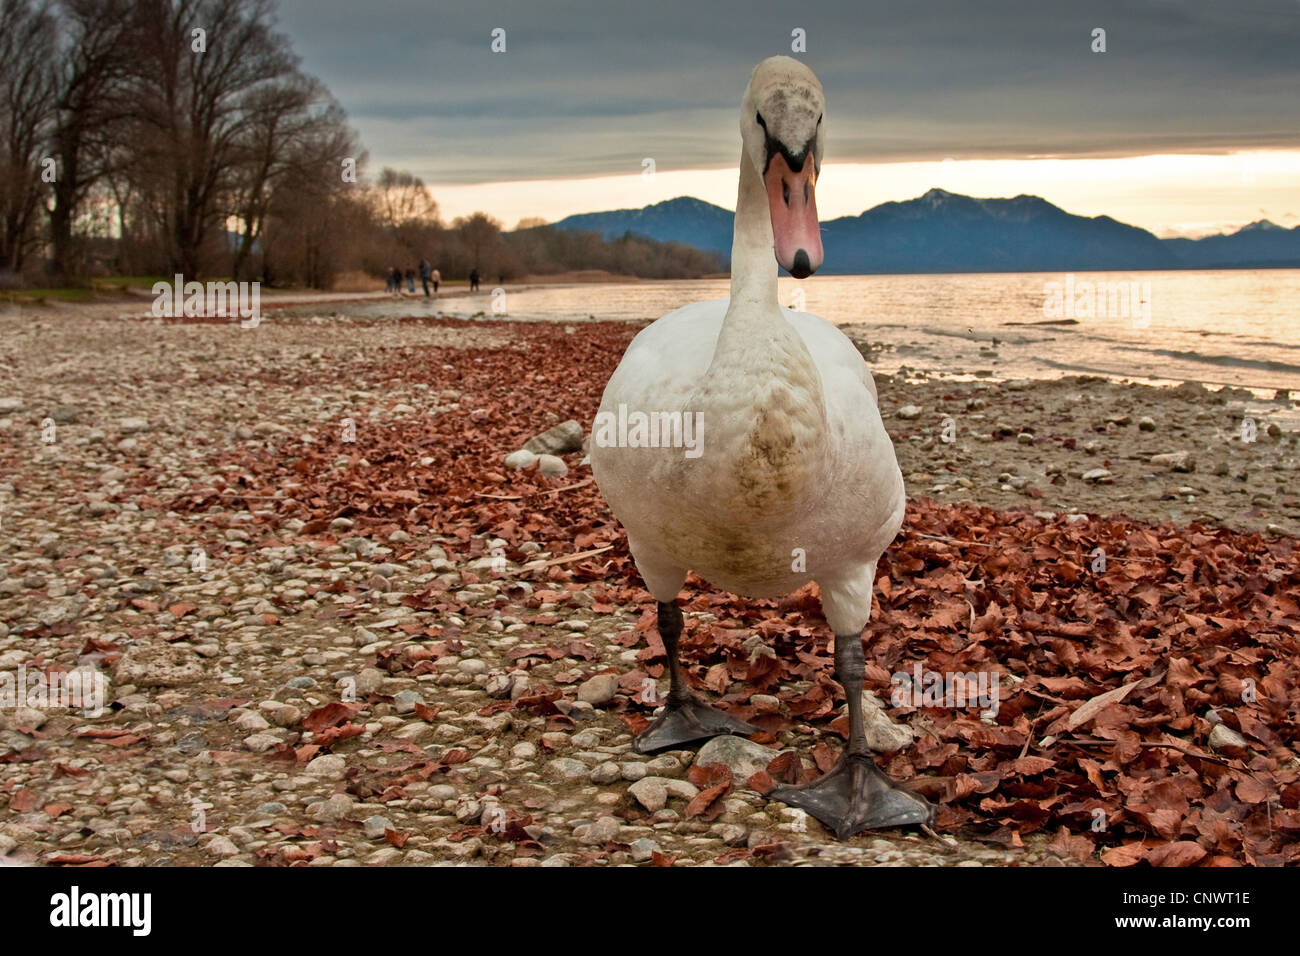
[275,0,1300,234]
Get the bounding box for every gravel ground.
[2,300,1292,868]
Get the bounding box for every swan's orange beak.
[765,152,822,278]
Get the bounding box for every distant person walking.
[431,267,441,295]
[469,268,480,292]
[419,258,432,297]
[385,266,397,293]
[405,267,416,293]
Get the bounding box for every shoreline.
[12,288,1300,421]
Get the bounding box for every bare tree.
[454,212,503,272]
[45,0,140,279]
[228,75,356,279]
[256,100,364,286]
[128,0,296,276]
[0,0,56,275]
[374,168,439,229]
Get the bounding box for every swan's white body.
[592,59,905,638]
[590,56,930,834]
[591,289,904,636]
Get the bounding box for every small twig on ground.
[919,823,957,848]
[1021,688,1073,706]
[474,477,593,502]
[520,545,613,572]
[542,477,593,496]
[1063,736,1237,770]
[913,531,1166,565]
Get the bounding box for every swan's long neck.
[686,151,829,516]
[728,150,778,308]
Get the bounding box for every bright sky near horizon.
[426,150,1300,238]
[276,0,1300,238]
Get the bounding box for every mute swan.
[590,56,932,837]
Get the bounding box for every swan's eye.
[755,112,767,130]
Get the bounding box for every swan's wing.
[786,308,879,404]
[591,299,732,600]
[595,298,729,415]
[790,307,905,569]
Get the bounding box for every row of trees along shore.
[0,0,722,290]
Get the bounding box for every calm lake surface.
[288,269,1300,395]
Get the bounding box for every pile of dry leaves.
[174,318,1298,865]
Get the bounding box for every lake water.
[284,269,1300,396]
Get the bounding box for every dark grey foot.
[633,695,760,754]
[768,752,934,839]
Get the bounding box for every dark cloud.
[275,0,1300,183]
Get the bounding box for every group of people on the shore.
[386,260,442,297]
[384,262,484,297]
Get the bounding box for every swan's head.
[741,56,825,278]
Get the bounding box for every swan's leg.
[768,632,933,838]
[633,601,759,754]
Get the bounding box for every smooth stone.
[537,454,568,478]
[504,449,538,470]
[1208,724,1248,752]
[305,754,347,779]
[573,816,621,845]
[523,420,584,455]
[545,758,589,781]
[309,793,354,823]
[629,838,661,862]
[576,673,618,706]
[1151,451,1194,473]
[696,735,782,782]
[628,777,668,812]
[393,690,423,714]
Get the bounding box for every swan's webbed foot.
[633,695,759,754]
[768,752,933,839]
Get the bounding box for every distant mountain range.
[550,190,1300,274]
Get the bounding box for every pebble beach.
[1,297,1295,867]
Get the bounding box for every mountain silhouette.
[551,190,1300,273]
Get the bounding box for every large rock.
[629,838,660,862]
[861,692,915,752]
[504,449,537,470]
[696,735,783,783]
[574,816,622,845]
[1208,724,1248,752]
[113,645,204,687]
[1151,451,1195,473]
[537,454,568,478]
[544,757,588,781]
[305,754,347,779]
[523,420,584,455]
[576,673,618,706]
[309,793,355,823]
[628,777,668,812]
